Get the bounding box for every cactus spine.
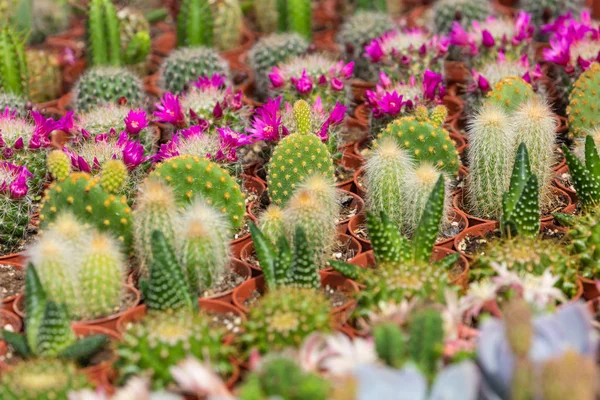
[88,0,121,67]
[0,26,28,96]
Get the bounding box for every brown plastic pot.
[353,104,370,128]
[443,94,464,125]
[1,309,23,333]
[445,61,469,84]
[230,213,258,259]
[578,276,600,301]
[202,258,252,304]
[348,248,470,290]
[353,166,366,198]
[351,79,376,103]
[239,233,363,276]
[453,221,499,261]
[74,324,121,387]
[14,285,141,334]
[313,29,340,54]
[453,190,502,227]
[554,165,577,203]
[1,260,25,311]
[337,191,365,234]
[336,154,363,192]
[232,271,360,323]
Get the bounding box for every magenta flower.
[328,103,347,125]
[124,109,148,135]
[179,124,207,140]
[154,140,180,162]
[77,155,91,173]
[247,97,283,142]
[481,30,495,47]
[330,78,344,92]
[365,39,385,62]
[379,71,392,89]
[13,137,24,150]
[0,161,31,199]
[543,36,572,66]
[423,70,445,101]
[217,126,253,149]
[379,91,404,115]
[154,92,186,127]
[122,140,147,170]
[449,22,472,47]
[9,172,29,199]
[318,74,327,85]
[513,11,533,43]
[269,67,285,88]
[296,70,313,94]
[213,102,224,119]
[340,61,355,79]
[192,73,226,91]
[318,120,330,142]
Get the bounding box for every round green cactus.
[432,0,491,35]
[248,33,310,99]
[376,106,460,175]
[47,150,71,181]
[148,155,245,229]
[243,287,332,354]
[116,310,235,390]
[567,62,600,139]
[158,46,229,94]
[0,197,31,255]
[100,159,128,194]
[73,66,145,112]
[521,0,585,30]
[39,171,133,249]
[0,359,91,399]
[0,92,28,117]
[485,76,535,113]
[267,132,335,206]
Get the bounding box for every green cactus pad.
[486,76,535,112]
[567,62,600,139]
[149,155,245,229]
[267,133,335,206]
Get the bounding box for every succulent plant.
[0,359,91,399]
[117,6,151,73]
[87,0,122,67]
[567,62,600,139]
[158,46,230,94]
[0,26,28,96]
[41,159,133,250]
[177,0,243,51]
[238,355,331,400]
[336,11,394,81]
[73,66,145,112]
[148,154,245,229]
[0,161,32,255]
[486,76,535,112]
[25,49,61,104]
[25,0,72,45]
[521,0,585,31]
[266,102,336,206]
[253,0,312,38]
[431,0,491,35]
[116,309,235,390]
[248,33,310,99]
[561,135,600,209]
[0,92,28,117]
[376,105,460,176]
[243,286,332,353]
[331,178,460,317]
[268,54,354,107]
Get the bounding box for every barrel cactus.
[73,66,145,112]
[567,62,600,139]
[432,0,491,35]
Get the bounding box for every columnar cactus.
[432,0,491,35]
[408,309,445,380]
[73,67,145,112]
[25,49,61,103]
[243,286,332,353]
[561,135,600,209]
[248,33,310,99]
[27,0,72,44]
[567,62,600,139]
[336,11,394,81]
[0,359,91,399]
[253,0,312,38]
[0,26,28,96]
[40,161,133,249]
[267,130,335,206]
[158,46,229,94]
[258,205,286,244]
[466,102,517,219]
[87,0,121,67]
[486,76,535,112]
[116,310,235,389]
[148,155,245,229]
[376,105,460,175]
[117,6,151,71]
[177,0,243,51]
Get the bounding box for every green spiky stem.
[88,0,122,66]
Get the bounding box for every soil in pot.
[335,163,356,187]
[0,216,39,260]
[200,269,246,298]
[241,281,351,311]
[337,192,361,225]
[0,263,25,302]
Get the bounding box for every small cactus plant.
[243,286,332,353]
[553,211,600,281]
[567,62,600,139]
[73,66,145,112]
[0,92,28,117]
[177,0,243,51]
[521,0,585,32]
[0,161,32,255]
[432,0,491,35]
[253,0,312,38]
[248,33,310,99]
[87,0,121,67]
[158,46,229,94]
[561,135,600,209]
[0,26,28,96]
[25,49,61,103]
[117,6,151,73]
[485,76,535,112]
[148,155,245,229]
[266,102,336,206]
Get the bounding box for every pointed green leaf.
[433,253,460,271]
[1,330,31,358]
[146,230,195,312]
[564,144,600,207]
[585,135,600,177]
[413,176,445,264]
[328,260,363,281]
[249,222,277,288]
[502,143,532,221]
[36,301,76,357]
[59,334,109,363]
[510,174,540,237]
[552,212,576,227]
[273,234,292,287]
[366,212,410,265]
[288,226,320,289]
[24,263,46,354]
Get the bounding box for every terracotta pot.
[353,104,370,128]
[443,94,464,125]
[449,131,467,155]
[230,213,258,259]
[444,61,469,84]
[336,154,363,192]
[14,285,141,334]
[152,30,177,58]
[313,29,340,54]
[553,165,577,202]
[0,260,25,311]
[593,0,600,19]
[248,162,267,186]
[338,191,365,233]
[406,5,428,29]
[1,309,23,333]
[539,187,575,223]
[578,276,600,301]
[231,271,360,324]
[353,166,366,198]
[453,190,500,227]
[243,173,267,218]
[202,258,252,304]
[239,233,363,276]
[348,213,370,252]
[453,221,499,261]
[348,248,470,290]
[74,325,121,387]
[351,79,376,103]
[143,73,161,97]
